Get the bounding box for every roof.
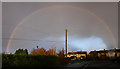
[89,49,120,54]
[89,51,98,54]
[97,50,108,53]
[89,49,108,54]
[107,49,120,52]
[68,51,87,54]
[115,49,120,52]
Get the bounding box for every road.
[85,61,120,69]
[60,61,120,69]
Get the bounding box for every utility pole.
[37,46,38,53]
[65,29,67,57]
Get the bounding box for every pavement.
[86,61,120,69]
[56,60,120,69]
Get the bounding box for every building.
[89,49,108,59]
[89,48,120,60]
[97,49,108,59]
[67,51,87,60]
[89,50,98,59]
[116,49,120,57]
[107,48,120,58]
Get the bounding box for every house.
[89,49,108,59]
[106,49,116,57]
[116,49,120,57]
[89,50,98,59]
[89,48,120,60]
[67,51,87,60]
[106,48,120,58]
[97,49,108,59]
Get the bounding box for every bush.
[2,54,58,68]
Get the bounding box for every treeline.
[2,48,68,68]
[31,48,57,56]
[2,54,58,68]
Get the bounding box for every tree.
[15,49,28,55]
[24,49,28,55]
[38,48,46,55]
[31,47,57,56]
[58,48,64,57]
[31,49,37,55]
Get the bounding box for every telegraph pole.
[65,29,67,57]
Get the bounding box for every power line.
[2,38,64,42]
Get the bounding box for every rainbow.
[6,5,118,53]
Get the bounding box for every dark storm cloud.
[2,2,118,53]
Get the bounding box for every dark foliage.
[2,54,58,68]
[15,49,28,55]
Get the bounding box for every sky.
[2,2,118,54]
